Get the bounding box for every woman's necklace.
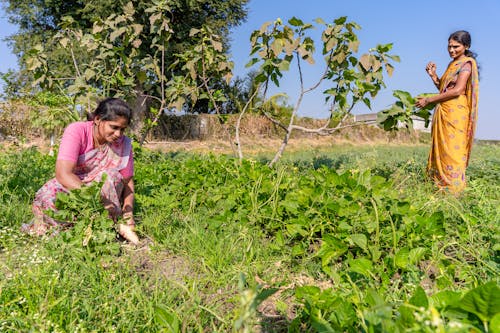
[93,123,103,149]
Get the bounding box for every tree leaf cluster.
[1,0,249,113]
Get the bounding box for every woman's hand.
[121,177,134,223]
[415,97,430,109]
[426,61,440,87]
[118,223,139,245]
[426,62,437,77]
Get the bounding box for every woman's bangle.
[123,211,133,219]
[123,212,135,226]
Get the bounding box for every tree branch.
[199,43,237,156]
[235,86,261,160]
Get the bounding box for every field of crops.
[1,142,499,332]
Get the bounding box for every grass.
[0,141,498,332]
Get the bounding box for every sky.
[1,0,498,140]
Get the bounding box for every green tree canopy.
[1,0,249,113]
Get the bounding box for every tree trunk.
[130,83,149,139]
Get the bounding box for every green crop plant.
[44,175,121,259]
[377,90,436,131]
[1,143,498,331]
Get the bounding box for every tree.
[0,0,249,121]
[28,92,79,155]
[245,17,400,166]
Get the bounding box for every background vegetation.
[0,142,498,332]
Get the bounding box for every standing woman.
[416,30,479,194]
[22,98,139,244]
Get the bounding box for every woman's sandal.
[117,224,139,245]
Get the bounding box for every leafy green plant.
[233,273,277,333]
[377,90,435,131]
[459,282,500,332]
[154,304,181,332]
[28,92,80,153]
[1,144,499,331]
[291,286,357,332]
[46,176,120,258]
[291,282,500,332]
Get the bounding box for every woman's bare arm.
[122,177,134,223]
[55,159,83,190]
[416,63,471,108]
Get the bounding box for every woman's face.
[448,39,467,60]
[95,116,129,144]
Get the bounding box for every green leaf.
[317,235,348,267]
[334,16,347,25]
[295,285,321,300]
[311,316,336,333]
[490,313,500,333]
[245,57,260,68]
[408,247,427,265]
[254,72,268,84]
[392,90,414,107]
[291,243,306,257]
[252,287,279,310]
[154,304,180,332]
[430,290,462,310]
[409,286,429,308]
[394,247,409,269]
[278,60,290,71]
[314,17,326,25]
[347,258,373,278]
[271,73,280,87]
[288,17,304,27]
[459,282,500,322]
[350,233,368,252]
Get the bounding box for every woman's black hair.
[87,98,133,124]
[449,30,480,76]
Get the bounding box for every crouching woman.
[22,97,139,244]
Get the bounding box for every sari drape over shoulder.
[23,137,132,235]
[427,56,479,194]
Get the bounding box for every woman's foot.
[21,220,48,236]
[117,224,139,245]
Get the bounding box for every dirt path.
[143,134,427,156]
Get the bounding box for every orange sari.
[427,56,479,194]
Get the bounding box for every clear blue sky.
[1,0,498,139]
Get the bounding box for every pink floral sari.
[22,137,132,235]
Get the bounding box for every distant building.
[353,113,431,133]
